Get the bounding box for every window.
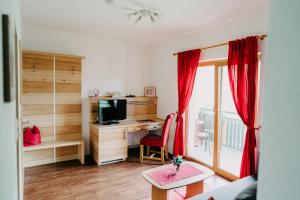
[187,59,260,179]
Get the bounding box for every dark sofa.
[189,176,257,200]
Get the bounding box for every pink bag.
[23,125,41,147]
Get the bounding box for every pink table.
[142,161,214,200]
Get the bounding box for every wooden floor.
[24,155,229,200]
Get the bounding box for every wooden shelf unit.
[22,50,85,167]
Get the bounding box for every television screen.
[98,99,127,124]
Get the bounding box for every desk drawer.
[140,124,161,131]
[98,128,128,163]
[127,127,142,133]
[99,148,127,163]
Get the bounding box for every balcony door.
[187,65,215,167]
[218,66,246,177]
[187,60,256,179]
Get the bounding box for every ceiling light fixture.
[128,9,160,23]
[103,0,162,23]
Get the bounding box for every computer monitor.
[98,99,127,124]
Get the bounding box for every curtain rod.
[172,34,267,56]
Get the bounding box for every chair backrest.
[161,113,176,146]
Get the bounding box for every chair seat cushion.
[140,134,163,147]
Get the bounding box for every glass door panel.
[187,61,260,179]
[218,67,246,176]
[188,66,215,166]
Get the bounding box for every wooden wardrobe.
[22,51,84,167]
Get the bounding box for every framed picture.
[2,14,16,102]
[144,87,156,97]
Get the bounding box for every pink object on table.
[147,163,204,186]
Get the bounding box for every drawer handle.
[123,129,127,139]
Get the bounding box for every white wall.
[22,25,151,153]
[148,13,268,153]
[257,0,300,199]
[23,12,269,155]
[0,0,21,199]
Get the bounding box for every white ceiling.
[21,0,268,43]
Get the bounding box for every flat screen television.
[98,99,127,124]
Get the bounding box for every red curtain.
[227,36,259,178]
[173,49,201,156]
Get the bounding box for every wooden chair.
[140,113,176,164]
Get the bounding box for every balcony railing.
[196,108,246,152]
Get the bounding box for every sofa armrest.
[189,176,257,200]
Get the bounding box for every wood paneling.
[22,114,54,143]
[22,60,53,71]
[55,112,81,158]
[56,146,77,157]
[90,102,98,112]
[56,93,81,104]
[127,104,157,116]
[23,69,53,82]
[22,53,54,71]
[56,104,81,114]
[23,50,84,60]
[55,56,82,63]
[91,141,98,153]
[22,93,54,105]
[56,134,82,141]
[127,96,157,104]
[41,136,55,142]
[126,98,158,120]
[54,55,82,161]
[55,60,81,71]
[56,125,81,135]
[55,154,78,163]
[55,71,81,83]
[23,149,54,167]
[23,104,54,116]
[23,82,53,93]
[55,113,81,126]
[55,83,81,93]
[38,127,55,137]
[22,51,83,167]
[127,114,157,121]
[92,150,98,164]
[23,51,54,60]
[23,149,53,161]
[90,126,99,163]
[22,114,54,128]
[90,112,98,124]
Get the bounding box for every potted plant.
[172,155,183,175]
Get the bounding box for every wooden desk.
[90,118,164,165]
[142,161,214,200]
